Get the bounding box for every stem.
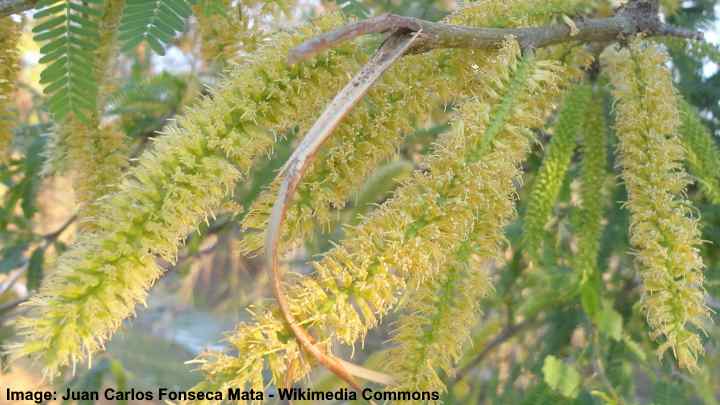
[289,1,701,63]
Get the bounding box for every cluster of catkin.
[10,14,367,377]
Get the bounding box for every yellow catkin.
[602,40,708,371]
[195,42,568,397]
[10,14,366,378]
[238,0,596,254]
[0,17,21,162]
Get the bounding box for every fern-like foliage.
[523,84,591,260]
[679,99,720,204]
[118,0,193,55]
[33,0,105,122]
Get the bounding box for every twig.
[43,214,77,243]
[0,268,25,296]
[0,215,76,297]
[450,318,536,385]
[289,1,701,63]
[0,297,28,316]
[266,31,418,390]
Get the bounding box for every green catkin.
[238,0,596,254]
[678,99,720,204]
[196,43,568,397]
[574,91,608,282]
[0,17,21,162]
[523,83,592,259]
[602,40,708,371]
[9,14,366,378]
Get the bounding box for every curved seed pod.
[239,50,450,253]
[9,14,366,378]
[678,99,720,204]
[602,40,708,371]
[0,17,21,162]
[523,83,592,259]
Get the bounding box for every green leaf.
[0,244,27,273]
[33,0,104,120]
[580,279,601,318]
[27,248,45,291]
[118,0,192,55]
[594,301,623,341]
[542,355,581,399]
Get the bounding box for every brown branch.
[289,1,702,63]
[450,318,537,385]
[266,31,418,390]
[0,0,35,16]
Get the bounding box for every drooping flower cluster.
[0,17,20,162]
[523,84,592,258]
[602,40,708,371]
[10,14,366,377]
[382,42,579,395]
[574,91,608,283]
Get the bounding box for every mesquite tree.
[0,0,719,403]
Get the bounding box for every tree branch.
[0,0,35,17]
[450,318,537,385]
[289,1,701,63]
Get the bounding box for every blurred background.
[0,0,719,403]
